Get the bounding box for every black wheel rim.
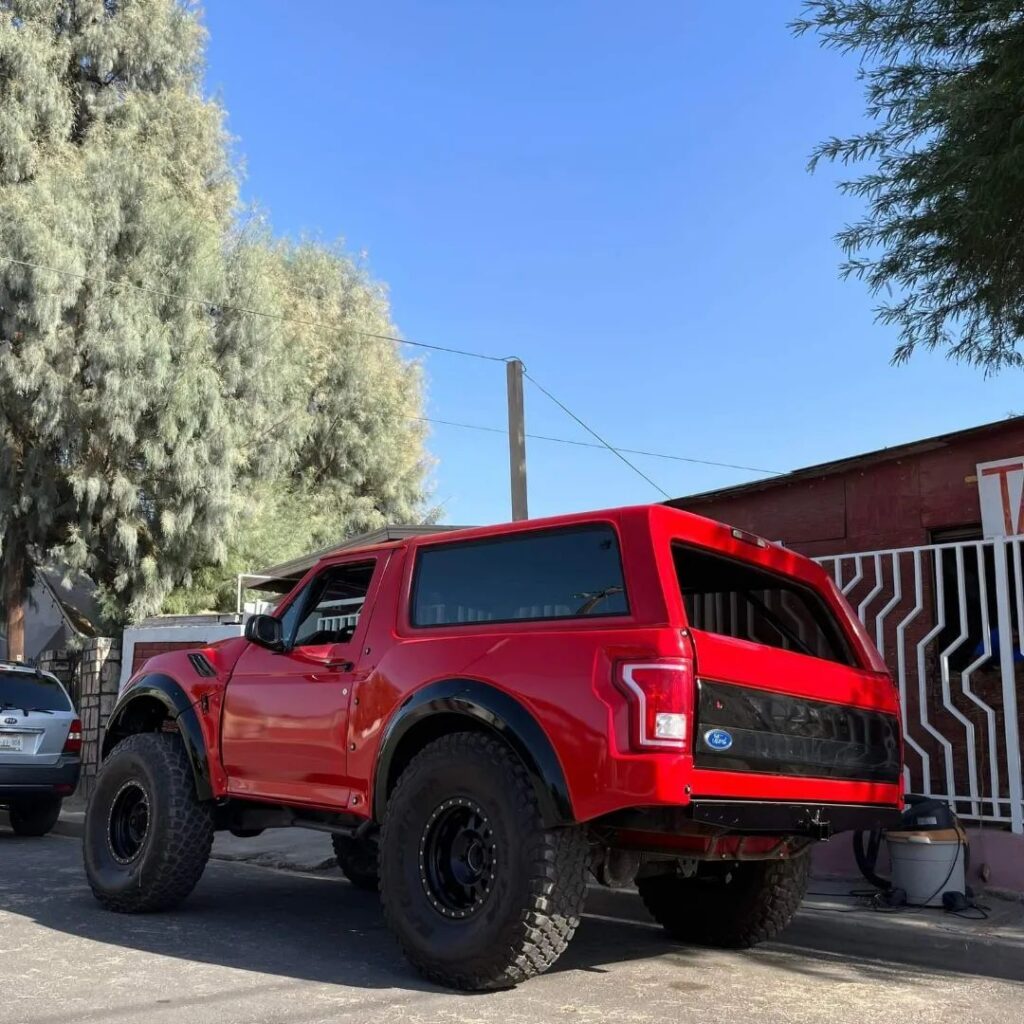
[419,797,497,920]
[107,781,150,864]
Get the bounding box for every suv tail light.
[615,657,693,752]
[63,719,82,755]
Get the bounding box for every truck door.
[221,553,387,808]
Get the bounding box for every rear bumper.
[0,757,81,800]
[687,798,901,839]
[600,799,902,840]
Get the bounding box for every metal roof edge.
[668,415,1024,507]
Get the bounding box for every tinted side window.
[291,561,376,647]
[673,544,855,666]
[412,525,628,627]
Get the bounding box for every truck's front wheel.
[637,851,810,948]
[379,731,588,990]
[84,732,213,913]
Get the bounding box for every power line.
[420,417,785,476]
[520,370,673,499]
[0,253,508,363]
[0,251,780,488]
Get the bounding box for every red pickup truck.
[84,504,902,989]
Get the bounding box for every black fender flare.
[372,678,574,827]
[102,674,213,801]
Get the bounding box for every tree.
[0,1,431,650]
[165,236,431,614]
[273,241,428,533]
[0,0,239,656]
[794,1,1024,372]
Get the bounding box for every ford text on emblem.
[704,728,733,751]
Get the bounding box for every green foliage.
[0,1,430,626]
[0,0,235,627]
[166,235,432,614]
[794,1,1024,371]
[161,481,333,615]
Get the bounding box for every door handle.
[324,659,354,672]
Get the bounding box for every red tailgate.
[664,531,902,804]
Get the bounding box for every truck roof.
[312,504,769,561]
[303,503,839,600]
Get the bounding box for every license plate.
[0,734,24,752]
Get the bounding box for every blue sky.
[203,2,1020,526]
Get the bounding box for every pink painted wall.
[813,828,1024,896]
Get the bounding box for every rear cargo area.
[672,543,902,789]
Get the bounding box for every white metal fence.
[816,538,1024,834]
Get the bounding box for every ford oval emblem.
[704,728,734,751]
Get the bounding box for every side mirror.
[245,614,285,651]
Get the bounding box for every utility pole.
[506,359,528,520]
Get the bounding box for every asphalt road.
[2,830,1022,1024]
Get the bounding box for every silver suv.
[0,663,81,836]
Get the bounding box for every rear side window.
[673,544,855,666]
[412,524,629,627]
[0,671,73,712]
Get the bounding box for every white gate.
[817,538,1024,834]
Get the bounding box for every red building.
[668,416,1024,557]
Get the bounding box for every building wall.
[0,578,72,662]
[130,640,201,673]
[119,620,246,690]
[676,420,1024,557]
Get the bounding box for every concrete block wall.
[72,638,121,797]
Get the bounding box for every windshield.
[0,671,73,713]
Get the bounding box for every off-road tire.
[379,731,589,991]
[332,833,380,892]
[8,796,62,837]
[84,732,213,913]
[637,851,811,948]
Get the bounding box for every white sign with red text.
[978,457,1024,538]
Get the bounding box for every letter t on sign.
[978,459,1024,537]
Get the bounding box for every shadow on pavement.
[2,829,1022,999]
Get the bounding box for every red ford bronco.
[84,504,902,989]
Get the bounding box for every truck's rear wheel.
[332,832,379,891]
[637,851,810,948]
[379,731,588,990]
[84,732,213,913]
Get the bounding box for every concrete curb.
[211,851,339,873]
[54,810,84,841]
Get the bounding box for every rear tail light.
[615,658,693,751]
[63,719,82,755]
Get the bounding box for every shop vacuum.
[853,794,972,910]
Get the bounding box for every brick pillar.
[75,637,121,797]
[36,648,79,705]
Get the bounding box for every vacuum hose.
[852,826,890,890]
